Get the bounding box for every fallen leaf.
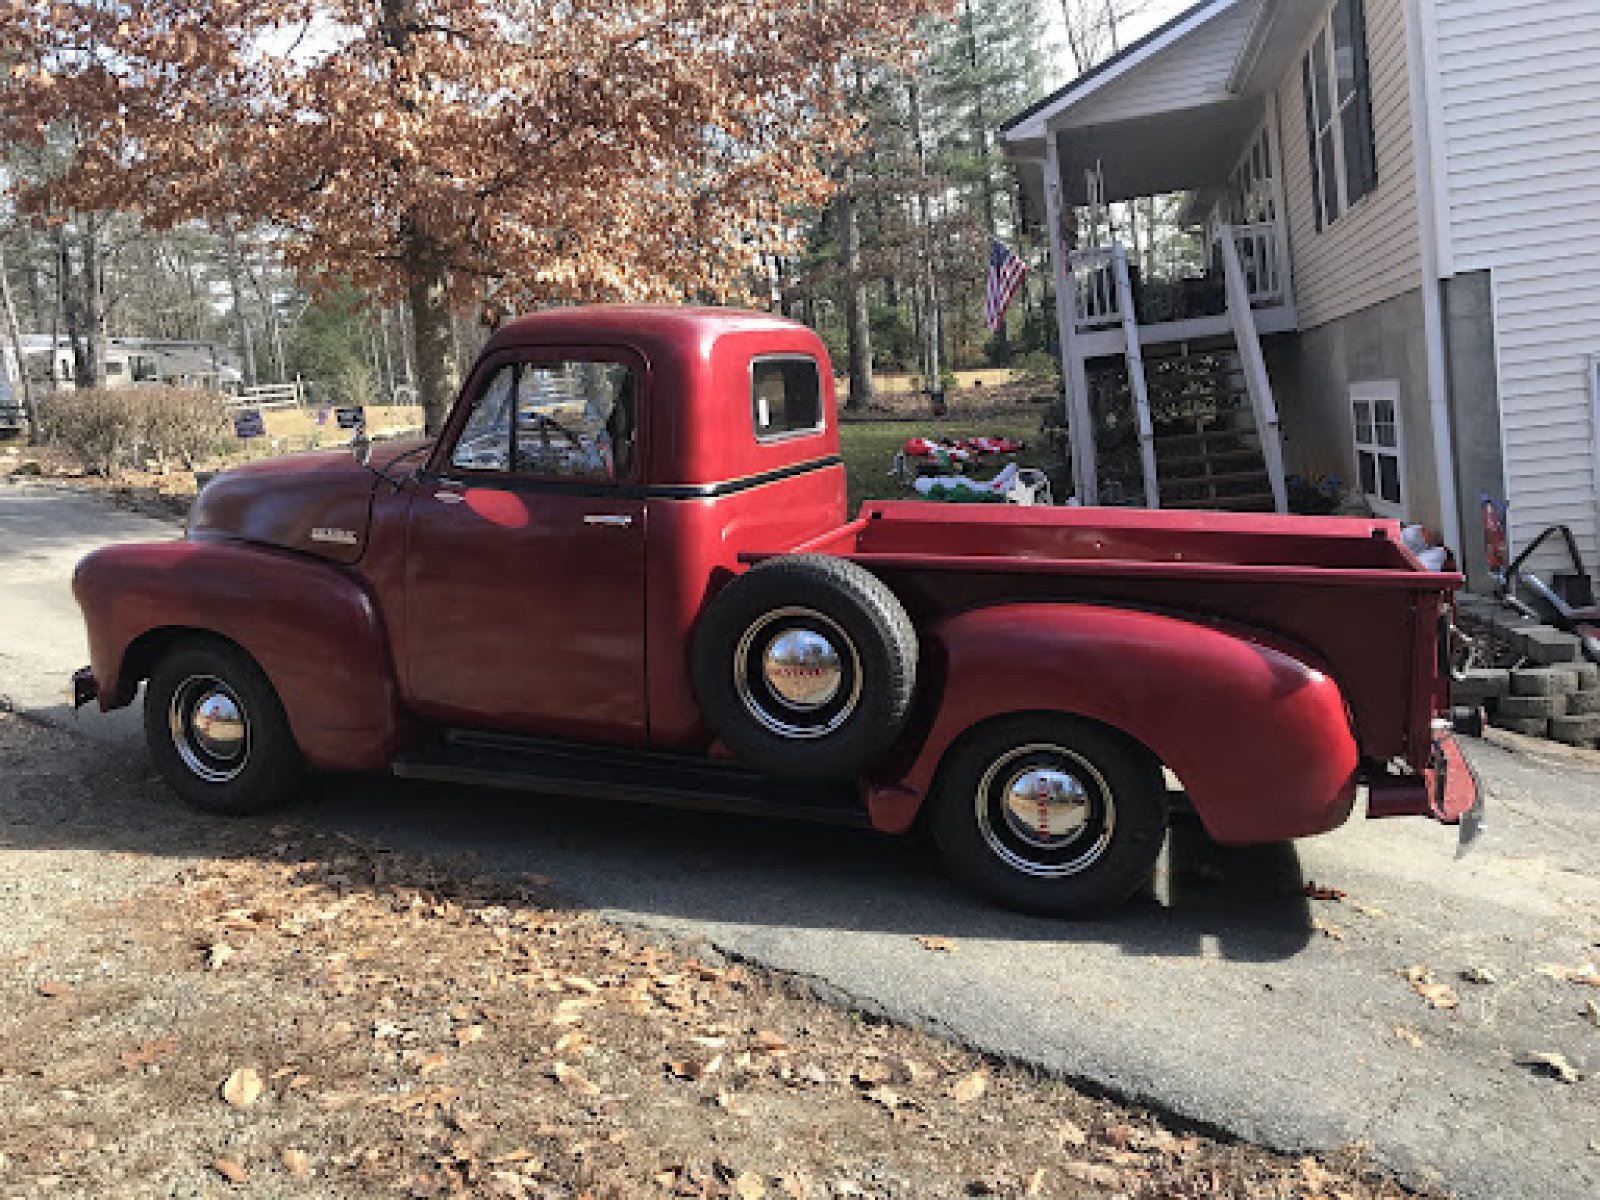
[1061,1161,1121,1188]
[455,1024,485,1047]
[553,1031,589,1055]
[1539,962,1600,987]
[1350,901,1386,918]
[949,1069,988,1105]
[1394,1026,1426,1049]
[852,1061,893,1088]
[1054,1119,1087,1148]
[734,1171,766,1199]
[1402,967,1459,1010]
[715,1089,752,1116]
[1025,1168,1047,1196]
[552,1062,601,1097]
[418,1053,449,1076]
[1584,999,1600,1028]
[212,1157,247,1184]
[1312,916,1347,941]
[120,1035,179,1071]
[1519,1051,1584,1083]
[221,1067,265,1109]
[563,975,601,995]
[206,943,236,970]
[280,1148,310,1177]
[863,1085,902,1110]
[35,980,69,998]
[914,935,956,953]
[1304,881,1346,901]
[752,1031,789,1056]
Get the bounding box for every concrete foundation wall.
[1269,287,1441,535]
[1441,270,1506,590]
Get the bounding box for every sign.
[334,405,366,432]
[232,408,265,439]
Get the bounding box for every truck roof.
[486,305,810,356]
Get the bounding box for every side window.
[449,359,636,481]
[451,365,516,472]
[1302,0,1377,231]
[751,357,823,441]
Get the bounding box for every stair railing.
[1067,246,1121,332]
[1111,243,1160,508]
[1216,223,1289,513]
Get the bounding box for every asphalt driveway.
[2,477,1596,1200]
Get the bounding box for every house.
[1000,0,1600,588]
[2,335,243,394]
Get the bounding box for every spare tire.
[692,554,918,779]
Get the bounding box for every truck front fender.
[73,540,401,772]
[881,603,1359,845]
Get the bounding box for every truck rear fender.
[876,603,1360,845]
[73,540,401,772]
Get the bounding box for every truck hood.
[188,443,424,564]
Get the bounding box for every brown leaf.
[1061,1161,1122,1188]
[418,1053,449,1076]
[949,1069,988,1105]
[1584,999,1600,1028]
[120,1035,179,1071]
[914,935,956,953]
[206,943,236,970]
[1394,1026,1426,1049]
[280,1148,311,1177]
[733,1172,766,1200]
[1460,966,1497,985]
[863,1085,902,1110]
[211,1157,247,1184]
[552,1062,601,1097]
[1303,881,1346,901]
[1402,967,1459,1009]
[221,1067,265,1109]
[1311,916,1346,941]
[1054,1119,1087,1148]
[1025,1168,1047,1196]
[1519,1051,1585,1083]
[752,1030,789,1056]
[455,1024,485,1047]
[1539,962,1600,987]
[35,980,69,998]
[563,975,601,995]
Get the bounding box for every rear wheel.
[143,638,304,815]
[928,716,1168,916]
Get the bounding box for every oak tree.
[2,0,947,429]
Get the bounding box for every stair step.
[1153,430,1255,448]
[1163,493,1279,512]
[1158,452,1264,471]
[1161,468,1271,488]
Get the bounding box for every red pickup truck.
[71,306,1480,914]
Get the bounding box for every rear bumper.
[70,666,99,711]
[1366,730,1485,853]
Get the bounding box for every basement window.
[1351,380,1403,517]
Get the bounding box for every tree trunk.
[79,215,106,388]
[224,230,257,387]
[907,76,943,397]
[965,0,1007,363]
[407,257,460,435]
[0,242,39,443]
[836,162,875,412]
[57,227,90,387]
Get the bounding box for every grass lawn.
[838,413,1059,512]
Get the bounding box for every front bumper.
[1365,730,1485,855]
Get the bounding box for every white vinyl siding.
[1432,0,1600,571]
[1275,0,1420,329]
[1057,1,1251,128]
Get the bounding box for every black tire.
[143,636,305,815]
[928,715,1169,916]
[692,554,918,779]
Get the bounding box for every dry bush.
[133,386,230,470]
[38,388,142,480]
[40,386,231,479]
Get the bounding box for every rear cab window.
[751,356,823,442]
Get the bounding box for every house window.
[1302,0,1377,230]
[1351,380,1403,516]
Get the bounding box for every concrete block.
[1510,666,1580,697]
[1451,669,1511,704]
[1521,626,1582,664]
[1497,693,1567,719]
[1574,661,1600,690]
[1549,714,1600,746]
[1568,690,1600,716]
[1492,714,1550,737]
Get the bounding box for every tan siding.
[1434,0,1600,570]
[1274,0,1421,330]
[1061,2,1251,127]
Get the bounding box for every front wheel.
[928,716,1169,916]
[143,638,304,815]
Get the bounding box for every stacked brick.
[1453,656,1600,746]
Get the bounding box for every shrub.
[41,386,231,479]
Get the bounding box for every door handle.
[583,513,634,528]
[434,491,465,505]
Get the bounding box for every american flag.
[984,237,1028,332]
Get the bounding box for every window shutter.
[1347,0,1378,199]
[1301,54,1323,232]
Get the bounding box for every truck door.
[402,349,647,744]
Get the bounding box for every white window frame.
[1351,380,1405,518]
[1303,0,1374,230]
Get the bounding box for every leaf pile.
[0,835,1444,1199]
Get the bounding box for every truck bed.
[756,502,1461,768]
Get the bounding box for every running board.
[391,730,869,826]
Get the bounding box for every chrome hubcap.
[734,607,862,739]
[169,675,250,783]
[976,744,1115,878]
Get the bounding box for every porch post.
[1043,132,1098,504]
